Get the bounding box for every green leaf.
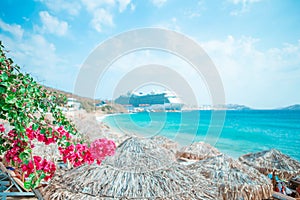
[0,82,9,87]
[17,73,24,79]
[1,104,10,111]
[19,150,31,162]
[0,146,8,154]
[23,135,29,142]
[15,100,23,108]
[0,72,8,81]
[8,74,16,79]
[32,172,45,188]
[24,181,32,190]
[65,141,71,147]
[15,123,26,133]
[7,58,13,65]
[0,85,6,93]
[32,124,39,131]
[40,128,46,134]
[5,94,17,104]
[48,127,52,133]
[24,173,35,189]
[19,86,26,94]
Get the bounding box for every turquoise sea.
[103,110,300,161]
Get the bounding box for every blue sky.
[0,0,299,108]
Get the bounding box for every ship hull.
[115,92,183,111]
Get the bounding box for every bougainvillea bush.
[0,41,116,189]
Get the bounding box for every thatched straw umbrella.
[41,137,214,199]
[187,154,273,200]
[176,142,222,161]
[239,149,300,180]
[150,136,179,154]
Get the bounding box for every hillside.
[279,104,300,110]
[43,85,127,113]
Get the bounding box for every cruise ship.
[115,91,184,111]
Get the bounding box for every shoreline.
[98,110,300,162]
[65,110,128,145]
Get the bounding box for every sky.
[0,0,300,108]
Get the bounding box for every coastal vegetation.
[0,41,116,189]
[44,86,127,113]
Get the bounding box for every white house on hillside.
[66,98,81,111]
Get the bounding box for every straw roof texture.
[41,137,210,199]
[239,149,300,180]
[150,136,179,154]
[187,154,273,200]
[176,142,222,161]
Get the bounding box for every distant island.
[192,104,252,111]
[278,104,300,110]
[220,104,300,111]
[193,104,300,111]
[224,104,252,110]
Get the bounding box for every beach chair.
[0,162,37,199]
[272,191,300,200]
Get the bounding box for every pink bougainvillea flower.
[26,127,36,140]
[21,156,56,179]
[90,138,116,165]
[7,130,17,138]
[0,124,5,132]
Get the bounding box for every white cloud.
[184,0,206,18]
[91,8,114,32]
[39,11,68,36]
[130,3,136,11]
[81,0,115,12]
[228,0,262,15]
[155,17,181,31]
[185,11,201,18]
[81,0,116,32]
[229,0,261,4]
[0,18,24,39]
[151,0,167,7]
[18,35,59,69]
[81,0,135,13]
[117,0,131,12]
[38,0,81,16]
[80,0,133,32]
[1,33,59,73]
[0,32,77,91]
[201,36,300,108]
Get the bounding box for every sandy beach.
[64,110,128,145]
